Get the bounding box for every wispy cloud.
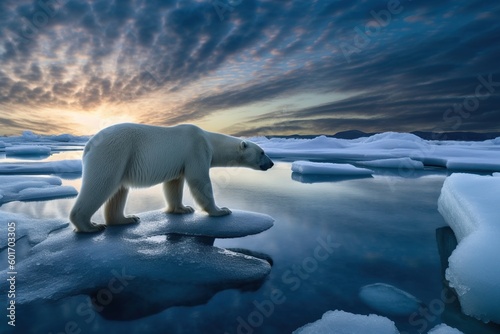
[0,0,499,135]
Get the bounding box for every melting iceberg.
[0,209,274,320]
[438,173,500,323]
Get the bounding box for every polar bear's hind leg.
[163,177,194,214]
[104,186,140,225]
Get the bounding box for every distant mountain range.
[267,130,500,141]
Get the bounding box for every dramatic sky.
[0,0,499,136]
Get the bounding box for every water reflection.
[291,172,373,183]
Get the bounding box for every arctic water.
[1,151,496,334]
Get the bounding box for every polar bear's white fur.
[70,123,274,233]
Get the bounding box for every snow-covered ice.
[0,209,274,320]
[129,209,274,239]
[358,283,423,316]
[0,159,82,174]
[0,175,78,205]
[428,324,464,334]
[0,211,69,248]
[438,173,500,323]
[292,160,373,176]
[292,310,399,334]
[356,157,424,170]
[252,132,500,172]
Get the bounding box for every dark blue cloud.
[0,0,499,134]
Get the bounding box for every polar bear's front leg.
[185,169,231,217]
[163,177,194,214]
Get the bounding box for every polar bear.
[70,123,274,233]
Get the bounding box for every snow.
[252,132,500,172]
[292,160,373,176]
[438,173,500,323]
[0,175,78,205]
[292,310,399,334]
[0,209,273,319]
[428,324,464,334]
[358,283,423,316]
[4,145,51,156]
[0,160,82,174]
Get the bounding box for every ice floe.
[293,310,399,334]
[252,132,500,172]
[356,157,424,170]
[0,160,82,174]
[358,283,424,316]
[0,209,274,320]
[4,145,51,156]
[0,211,69,248]
[428,324,464,334]
[0,175,78,205]
[438,173,500,324]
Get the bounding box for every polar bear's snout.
[260,157,274,171]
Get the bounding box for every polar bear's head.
[239,140,274,171]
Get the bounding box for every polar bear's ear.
[240,141,248,150]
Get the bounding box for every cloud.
[0,0,499,135]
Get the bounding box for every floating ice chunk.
[4,145,51,155]
[359,283,423,316]
[0,160,82,174]
[126,209,274,239]
[357,158,424,170]
[0,175,77,204]
[428,324,464,334]
[292,161,373,176]
[293,310,399,334]
[446,158,500,172]
[0,210,273,319]
[17,185,77,202]
[493,172,500,177]
[252,132,500,172]
[0,211,69,248]
[438,173,500,324]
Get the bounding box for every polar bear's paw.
[208,207,232,217]
[166,205,195,214]
[109,215,141,226]
[74,222,106,233]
